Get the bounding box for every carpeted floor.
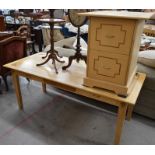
[0,76,155,145]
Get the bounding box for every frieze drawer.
[87,50,129,85]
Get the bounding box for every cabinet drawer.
[87,50,129,85]
[89,17,135,55]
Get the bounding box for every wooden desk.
[0,31,14,41]
[4,53,146,145]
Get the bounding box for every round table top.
[37,18,65,24]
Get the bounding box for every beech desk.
[4,53,146,144]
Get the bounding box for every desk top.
[79,11,155,20]
[4,53,146,106]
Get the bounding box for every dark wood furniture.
[62,9,87,70]
[0,15,5,31]
[32,27,43,52]
[0,31,14,41]
[6,22,43,52]
[27,12,44,20]
[5,23,25,31]
[0,36,27,91]
[15,25,36,55]
[36,10,65,73]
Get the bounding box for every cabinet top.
[79,11,155,20]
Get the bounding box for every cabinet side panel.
[127,20,145,85]
[86,17,92,77]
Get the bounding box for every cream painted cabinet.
[79,11,155,96]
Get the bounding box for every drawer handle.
[106,35,115,39]
[103,67,111,70]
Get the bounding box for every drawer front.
[89,17,135,55]
[87,50,129,85]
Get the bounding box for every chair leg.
[2,75,9,91]
[32,42,37,54]
[29,43,36,55]
[26,78,30,82]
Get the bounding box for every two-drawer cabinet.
[79,11,154,96]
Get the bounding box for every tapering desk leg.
[114,103,127,145]
[126,105,134,121]
[12,71,23,110]
[42,82,46,93]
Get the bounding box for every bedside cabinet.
[79,11,155,96]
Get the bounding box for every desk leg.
[126,105,134,121]
[12,71,23,110]
[114,103,127,145]
[42,82,46,93]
